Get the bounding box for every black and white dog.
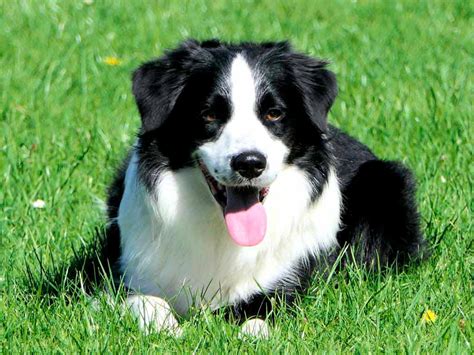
[105,40,426,336]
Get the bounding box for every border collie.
[105,40,426,336]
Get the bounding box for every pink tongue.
[224,187,267,247]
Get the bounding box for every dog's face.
[196,54,288,190]
[133,40,337,246]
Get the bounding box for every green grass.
[1,0,472,352]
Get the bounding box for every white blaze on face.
[197,54,288,187]
[229,54,258,124]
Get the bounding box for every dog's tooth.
[210,184,217,194]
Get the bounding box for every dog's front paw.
[125,295,182,336]
[239,318,270,339]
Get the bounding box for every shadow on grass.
[22,225,120,301]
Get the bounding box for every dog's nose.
[231,151,267,179]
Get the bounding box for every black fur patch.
[336,159,426,266]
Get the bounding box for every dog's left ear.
[289,53,338,132]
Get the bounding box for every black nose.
[231,151,267,179]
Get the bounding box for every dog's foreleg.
[239,318,270,338]
[124,295,182,336]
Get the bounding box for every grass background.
[1,0,472,352]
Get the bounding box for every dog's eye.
[264,109,283,122]
[202,110,217,123]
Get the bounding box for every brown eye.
[202,111,216,122]
[264,109,283,122]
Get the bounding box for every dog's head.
[133,40,337,246]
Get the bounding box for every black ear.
[289,53,338,132]
[132,40,203,132]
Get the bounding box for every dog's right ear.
[132,40,202,132]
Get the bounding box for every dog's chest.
[117,160,341,315]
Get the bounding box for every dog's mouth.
[199,162,269,247]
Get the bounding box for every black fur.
[105,39,426,321]
[336,159,426,266]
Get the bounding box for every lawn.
[0,0,472,352]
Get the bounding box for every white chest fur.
[117,153,341,315]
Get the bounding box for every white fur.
[240,318,270,338]
[197,55,287,187]
[118,152,341,315]
[124,295,181,336]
